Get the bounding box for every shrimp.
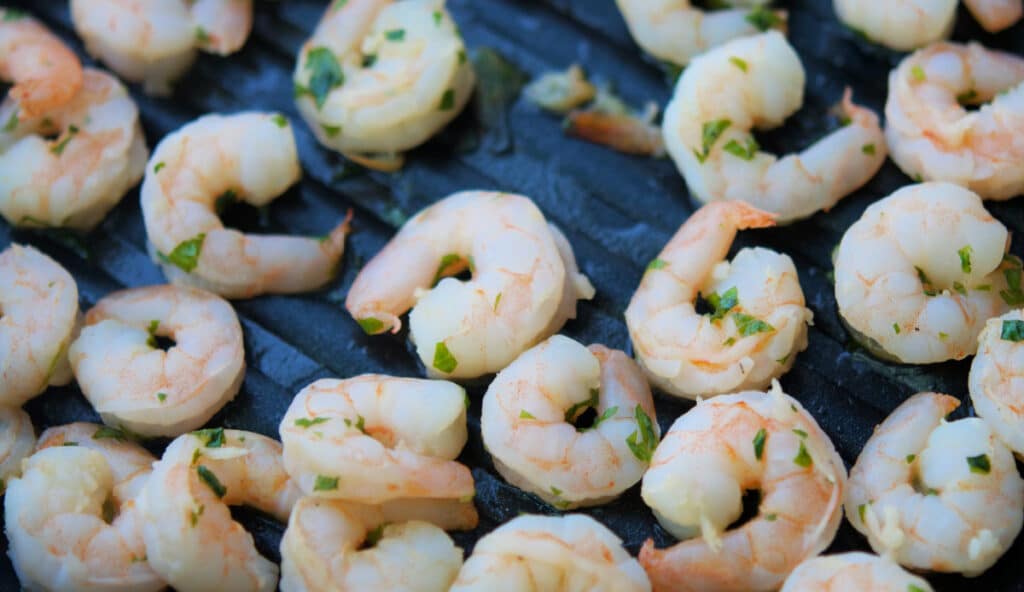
[614,0,785,68]
[71,0,253,95]
[781,552,934,592]
[68,285,245,438]
[141,112,351,298]
[833,0,957,51]
[449,513,651,592]
[885,42,1024,201]
[137,428,302,592]
[624,201,812,400]
[293,0,475,170]
[663,31,886,224]
[964,0,1023,32]
[346,191,595,380]
[0,8,82,117]
[0,406,34,492]
[845,392,1024,576]
[639,383,847,592]
[4,422,163,591]
[279,497,464,592]
[834,182,1014,364]
[0,67,147,230]
[0,244,79,407]
[480,335,660,509]
[970,310,1024,457]
[279,376,478,527]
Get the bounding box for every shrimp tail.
[836,87,880,129]
[321,209,353,256]
[719,200,778,230]
[638,540,678,592]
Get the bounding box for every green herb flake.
[792,428,808,438]
[733,312,775,336]
[793,441,813,468]
[858,503,867,523]
[861,143,876,156]
[194,427,225,448]
[585,406,619,431]
[295,417,329,428]
[195,26,211,44]
[332,0,348,10]
[365,523,386,546]
[2,8,27,20]
[493,292,502,312]
[362,54,377,68]
[953,281,967,296]
[196,465,227,498]
[159,233,206,273]
[694,119,731,163]
[646,258,668,271]
[439,88,456,111]
[146,319,160,347]
[433,10,442,25]
[626,405,657,462]
[321,123,342,137]
[50,125,79,155]
[303,47,345,109]
[344,415,366,433]
[458,49,466,64]
[723,137,759,160]
[958,245,973,273]
[893,323,901,334]
[706,286,738,321]
[519,410,536,419]
[909,585,927,592]
[93,426,128,441]
[745,7,782,31]
[729,56,748,72]
[565,389,599,422]
[271,114,288,128]
[62,442,79,446]
[357,317,384,335]
[314,475,340,491]
[1000,254,1024,306]
[957,89,978,104]
[154,161,165,174]
[433,253,462,284]
[753,428,767,460]
[157,392,167,403]
[3,109,18,132]
[911,65,926,82]
[385,29,406,41]
[906,454,916,463]
[967,453,991,474]
[1001,319,1024,342]
[776,354,791,365]
[190,504,205,526]
[723,337,736,346]
[764,513,777,521]
[433,342,458,374]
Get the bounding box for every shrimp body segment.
[480,335,660,509]
[834,183,1012,364]
[663,31,886,223]
[0,406,34,492]
[346,191,594,380]
[846,393,1024,576]
[280,497,463,592]
[68,285,245,438]
[5,423,163,592]
[280,376,477,525]
[0,8,82,117]
[886,42,1024,201]
[970,309,1024,457]
[625,201,812,399]
[781,552,934,592]
[0,68,147,230]
[141,112,351,298]
[0,244,79,407]
[294,0,475,168]
[449,513,651,592]
[639,384,847,592]
[615,0,785,68]
[71,0,254,95]
[833,0,957,51]
[138,428,302,592]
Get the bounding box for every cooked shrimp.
[0,244,79,407]
[833,0,956,50]
[663,31,886,223]
[346,191,594,380]
[294,0,475,170]
[615,0,785,67]
[970,310,1024,457]
[0,8,82,116]
[639,383,846,592]
[885,42,1024,200]
[279,376,478,527]
[68,285,245,438]
[71,0,253,95]
[480,335,660,509]
[963,0,1023,32]
[138,428,301,592]
[834,182,1013,364]
[0,406,33,492]
[141,112,350,298]
[781,552,934,592]
[5,422,163,591]
[846,392,1024,576]
[0,68,147,230]
[280,497,463,592]
[449,513,651,592]
[624,201,811,400]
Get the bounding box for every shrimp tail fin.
[323,209,353,255]
[727,201,777,230]
[836,87,881,129]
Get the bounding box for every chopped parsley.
[2,8,26,20]
[157,392,167,403]
[439,89,456,110]
[433,253,462,284]
[861,143,876,155]
[733,312,775,336]
[858,502,868,522]
[433,342,458,374]
[159,233,205,273]
[365,523,386,546]
[646,258,668,271]
[705,286,738,321]
[958,245,973,273]
[314,475,340,491]
[745,7,782,31]
[764,513,777,521]
[565,389,599,422]
[271,114,288,128]
[694,119,731,163]
[493,292,502,312]
[999,254,1024,306]
[190,504,205,526]
[146,319,160,347]
[953,281,967,296]
[906,454,916,463]
[793,441,813,467]
[1001,319,1024,342]
[585,406,619,431]
[384,29,405,41]
[433,10,442,26]
[93,426,128,441]
[344,415,366,433]
[301,47,345,109]
[893,323,901,334]
[792,428,808,438]
[195,26,211,44]
[519,410,536,419]
[723,137,759,160]
[956,89,978,104]
[910,65,926,82]
[729,56,748,72]
[753,428,767,460]
[967,453,990,474]
[321,123,341,137]
[3,109,18,132]
[626,405,657,462]
[154,161,165,174]
[194,427,225,448]
[295,417,330,428]
[50,125,79,155]
[197,465,227,498]
[357,317,384,335]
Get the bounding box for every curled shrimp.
[639,383,846,592]
[5,422,163,591]
[781,552,934,592]
[68,285,245,438]
[141,112,350,298]
[833,0,957,50]
[280,497,464,592]
[480,335,660,509]
[663,31,886,223]
[0,8,82,117]
[449,513,651,592]
[845,392,1024,576]
[0,244,79,407]
[346,191,594,380]
[963,0,1023,31]
[71,0,253,95]
[294,0,475,170]
[279,376,478,526]
[624,201,812,400]
[970,310,1024,457]
[834,182,1014,364]
[885,42,1024,200]
[137,428,302,592]
[615,0,785,68]
[0,68,148,230]
[0,406,34,492]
